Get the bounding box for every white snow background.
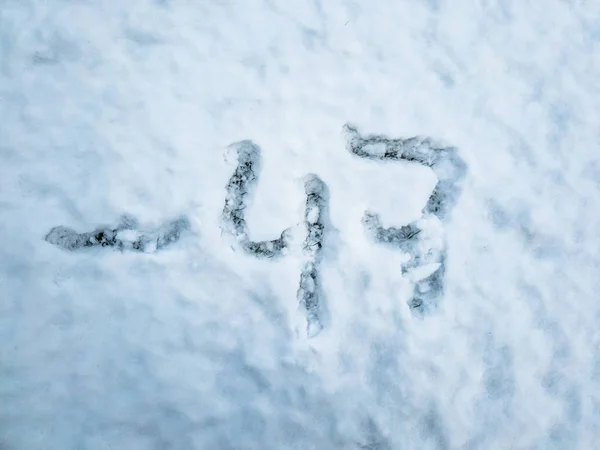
[1,0,600,448]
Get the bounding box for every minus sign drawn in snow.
[45,124,466,338]
[45,215,190,254]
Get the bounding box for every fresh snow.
[1,0,600,449]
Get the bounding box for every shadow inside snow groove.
[221,140,291,258]
[45,215,190,253]
[344,124,466,315]
[297,174,328,338]
[221,141,328,337]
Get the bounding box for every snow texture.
[2,0,600,449]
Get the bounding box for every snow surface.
[1,0,600,448]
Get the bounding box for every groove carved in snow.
[220,140,292,258]
[297,175,328,338]
[45,215,190,253]
[344,124,466,314]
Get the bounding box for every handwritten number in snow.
[221,141,328,337]
[44,124,466,334]
[344,124,466,314]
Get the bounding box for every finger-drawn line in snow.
[221,140,292,258]
[344,124,466,315]
[221,141,329,337]
[45,215,190,253]
[296,175,328,337]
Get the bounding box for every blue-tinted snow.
[1,0,600,448]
